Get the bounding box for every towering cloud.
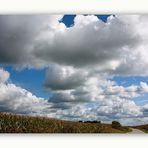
[0,15,148,75]
[0,15,147,74]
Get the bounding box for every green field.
[0,113,132,133]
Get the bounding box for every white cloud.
[0,68,54,116]
[33,15,141,72]
[47,71,146,123]
[104,82,148,99]
[44,64,88,90]
[0,82,52,115]
[0,15,63,68]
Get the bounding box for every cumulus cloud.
[44,64,88,90]
[0,68,54,116]
[30,15,148,76]
[33,15,141,71]
[104,82,148,99]
[0,15,148,75]
[0,15,63,68]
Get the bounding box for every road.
[128,128,145,134]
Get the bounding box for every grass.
[0,112,131,133]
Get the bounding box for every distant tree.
[91,120,101,124]
[98,121,101,124]
[112,121,121,129]
[83,120,101,124]
[79,120,83,123]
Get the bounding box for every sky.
[1,15,148,125]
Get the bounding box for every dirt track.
[129,128,145,134]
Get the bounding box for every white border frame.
[0,0,148,147]
[0,0,148,14]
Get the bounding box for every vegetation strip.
[0,113,131,133]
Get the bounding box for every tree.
[112,121,121,129]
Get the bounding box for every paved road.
[129,128,145,134]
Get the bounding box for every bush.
[112,121,121,129]
[83,121,101,124]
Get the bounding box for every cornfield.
[0,113,130,133]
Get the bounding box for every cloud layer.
[0,67,147,125]
[0,15,148,125]
[1,15,148,75]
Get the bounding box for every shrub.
[83,120,101,124]
[112,121,121,129]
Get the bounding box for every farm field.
[0,113,131,133]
